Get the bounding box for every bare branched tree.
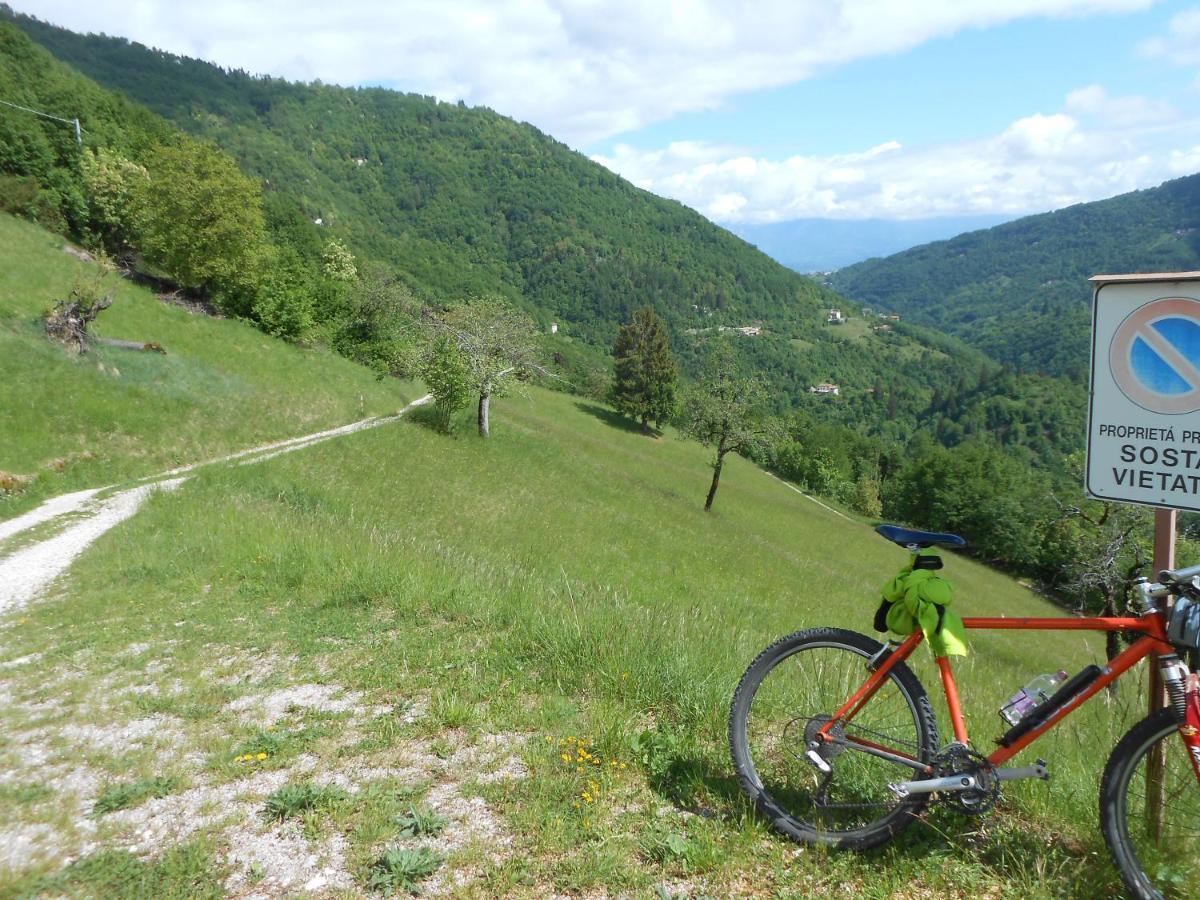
[425,297,543,437]
[1049,466,1150,667]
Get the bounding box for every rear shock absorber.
[1160,655,1189,722]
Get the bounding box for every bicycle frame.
[816,611,1185,775]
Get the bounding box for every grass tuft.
[393,804,448,838]
[262,781,348,822]
[368,846,442,894]
[92,777,179,816]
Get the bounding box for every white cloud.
[1065,84,1177,126]
[13,0,1152,145]
[591,89,1200,222]
[1138,6,1200,66]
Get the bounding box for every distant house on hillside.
[827,309,847,324]
[877,313,900,321]
[718,325,763,336]
[873,324,892,333]
[810,382,840,396]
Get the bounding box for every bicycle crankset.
[931,744,1001,816]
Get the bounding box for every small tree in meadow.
[420,334,473,433]
[427,297,540,438]
[611,306,677,431]
[680,341,780,511]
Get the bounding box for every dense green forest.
[831,175,1200,380]
[4,8,1189,595]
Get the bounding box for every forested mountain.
[2,6,1031,433]
[6,5,822,345]
[831,175,1200,380]
[731,214,1012,273]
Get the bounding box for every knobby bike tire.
[729,627,939,850]
[1101,708,1200,900]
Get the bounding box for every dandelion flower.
[560,753,570,762]
[256,752,268,761]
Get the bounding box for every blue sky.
[15,1,1200,224]
[601,8,1189,159]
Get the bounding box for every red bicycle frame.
[816,610,1200,776]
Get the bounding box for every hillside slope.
[831,174,1200,379]
[0,380,1139,896]
[5,6,829,344]
[0,213,417,514]
[3,7,1017,428]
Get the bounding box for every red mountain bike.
[729,525,1200,899]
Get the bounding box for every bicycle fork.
[1164,657,1200,782]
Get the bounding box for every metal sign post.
[1088,272,1199,840]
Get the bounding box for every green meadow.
[0,213,417,515]
[1,378,1153,896]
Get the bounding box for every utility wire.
[0,97,81,143]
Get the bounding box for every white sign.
[1087,274,1200,512]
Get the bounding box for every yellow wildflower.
[256,752,268,761]
[561,753,570,762]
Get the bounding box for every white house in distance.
[550,322,558,334]
[827,308,847,324]
[810,382,840,396]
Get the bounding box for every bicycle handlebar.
[1134,562,1200,610]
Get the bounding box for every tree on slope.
[133,139,268,312]
[428,297,540,438]
[611,306,677,432]
[681,341,780,511]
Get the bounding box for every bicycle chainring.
[932,744,1000,816]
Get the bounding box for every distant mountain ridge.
[730,214,1013,273]
[830,175,1200,380]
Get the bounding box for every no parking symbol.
[1108,297,1200,415]
[1087,274,1200,512]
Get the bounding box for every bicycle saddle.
[875,524,966,548]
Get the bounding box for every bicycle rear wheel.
[1100,708,1200,899]
[729,627,939,849]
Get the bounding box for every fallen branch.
[44,285,113,354]
[95,337,166,354]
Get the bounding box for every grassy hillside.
[0,383,1152,896]
[831,174,1200,380]
[0,213,418,513]
[4,7,1015,429]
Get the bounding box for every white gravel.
[0,487,106,543]
[0,479,185,614]
[227,683,388,726]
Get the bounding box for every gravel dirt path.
[0,395,431,614]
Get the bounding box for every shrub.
[367,847,441,893]
[262,782,347,822]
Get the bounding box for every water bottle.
[1000,670,1068,726]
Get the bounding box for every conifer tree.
[611,306,677,431]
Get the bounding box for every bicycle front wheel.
[729,627,939,850]
[1101,708,1200,899]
